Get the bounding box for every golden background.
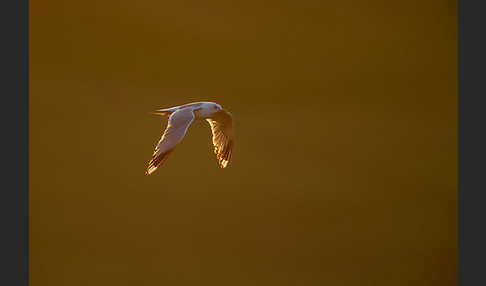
[30,0,457,285]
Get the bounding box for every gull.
[146,102,234,175]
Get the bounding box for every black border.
[458,1,486,285]
[0,0,29,285]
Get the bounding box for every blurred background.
[30,0,457,285]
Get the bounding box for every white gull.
[146,101,234,175]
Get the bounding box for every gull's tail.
[152,107,179,116]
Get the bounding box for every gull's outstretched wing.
[146,108,195,175]
[206,110,234,168]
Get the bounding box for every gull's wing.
[206,110,234,168]
[146,108,195,175]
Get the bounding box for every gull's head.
[203,102,222,111]
[196,102,222,118]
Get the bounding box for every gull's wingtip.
[145,165,157,175]
[145,161,153,175]
[219,160,229,168]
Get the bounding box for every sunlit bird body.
[146,102,234,175]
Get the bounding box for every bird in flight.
[146,102,234,175]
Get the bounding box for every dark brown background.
[30,0,457,285]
